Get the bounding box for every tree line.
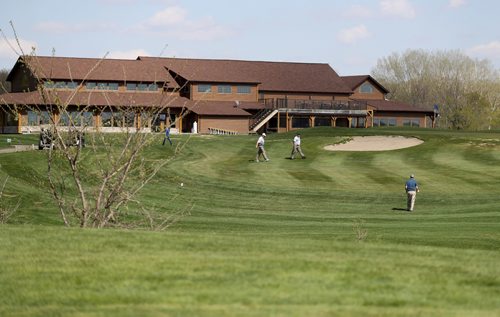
[372,49,500,130]
[0,68,11,94]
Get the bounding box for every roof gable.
[341,75,389,94]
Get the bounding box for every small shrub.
[352,218,368,242]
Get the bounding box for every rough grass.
[1,127,500,316]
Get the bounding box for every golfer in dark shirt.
[405,174,419,211]
[162,127,172,146]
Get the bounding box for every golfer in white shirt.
[255,133,269,162]
[290,133,305,159]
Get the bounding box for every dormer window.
[360,82,373,93]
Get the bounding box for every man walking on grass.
[290,133,305,159]
[162,126,172,146]
[405,174,420,211]
[255,133,269,162]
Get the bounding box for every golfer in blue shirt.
[405,174,420,211]
[162,127,172,146]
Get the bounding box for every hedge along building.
[0,55,436,134]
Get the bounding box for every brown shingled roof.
[341,75,389,94]
[8,56,178,87]
[0,90,189,108]
[360,99,433,113]
[139,57,353,94]
[0,90,254,116]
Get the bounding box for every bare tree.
[2,23,194,229]
[28,55,192,228]
[372,49,500,130]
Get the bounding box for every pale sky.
[1,0,499,75]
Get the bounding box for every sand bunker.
[324,136,423,152]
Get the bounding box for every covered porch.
[250,98,372,133]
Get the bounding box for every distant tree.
[0,68,11,94]
[372,49,500,130]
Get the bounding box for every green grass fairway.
[1,127,500,316]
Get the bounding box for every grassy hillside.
[1,128,499,316]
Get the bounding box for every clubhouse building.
[0,55,436,134]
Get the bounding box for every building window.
[53,81,67,89]
[403,118,420,127]
[59,113,71,126]
[279,114,287,128]
[374,117,397,127]
[127,83,157,91]
[314,117,331,127]
[27,111,38,126]
[86,82,97,90]
[237,85,251,94]
[137,83,148,91]
[351,117,366,128]
[40,111,51,125]
[5,112,18,126]
[217,85,232,94]
[66,82,78,89]
[124,112,135,127]
[97,83,108,90]
[360,82,373,94]
[198,84,212,93]
[27,111,51,126]
[82,112,94,126]
[101,111,113,127]
[59,111,91,126]
[43,81,55,89]
[292,117,310,128]
[108,83,119,90]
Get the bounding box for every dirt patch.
[324,136,423,152]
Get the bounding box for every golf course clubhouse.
[0,56,436,134]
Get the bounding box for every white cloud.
[148,6,188,26]
[0,37,37,59]
[108,49,151,59]
[138,5,233,41]
[449,0,466,8]
[380,0,416,19]
[467,41,500,61]
[343,5,373,18]
[337,25,370,44]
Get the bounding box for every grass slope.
[1,128,499,316]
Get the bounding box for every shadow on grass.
[392,207,409,211]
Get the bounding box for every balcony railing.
[259,98,368,111]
